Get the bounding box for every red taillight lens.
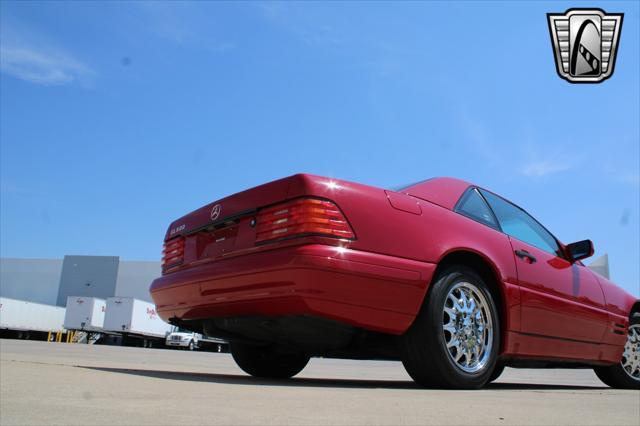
[162,237,185,271]
[255,198,355,243]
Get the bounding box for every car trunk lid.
[162,175,297,272]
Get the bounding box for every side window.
[479,189,561,256]
[455,188,499,230]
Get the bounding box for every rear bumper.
[150,244,436,334]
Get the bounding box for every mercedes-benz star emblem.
[210,204,222,221]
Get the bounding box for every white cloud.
[0,17,94,86]
[522,159,573,177]
[207,42,236,53]
[258,2,344,47]
[135,2,195,44]
[617,172,640,186]
[0,44,93,86]
[133,2,236,51]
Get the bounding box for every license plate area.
[196,225,239,260]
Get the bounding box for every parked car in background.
[150,174,639,389]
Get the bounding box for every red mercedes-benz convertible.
[150,174,639,389]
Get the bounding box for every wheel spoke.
[454,348,463,362]
[448,294,462,312]
[473,342,480,359]
[468,298,476,313]
[459,290,469,311]
[443,307,457,320]
[443,325,457,335]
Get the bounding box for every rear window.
[455,188,499,230]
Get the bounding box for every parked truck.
[103,297,172,348]
[165,326,229,352]
[0,297,65,340]
[63,297,107,344]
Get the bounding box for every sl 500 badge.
[547,8,623,83]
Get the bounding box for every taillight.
[162,237,185,271]
[255,198,355,243]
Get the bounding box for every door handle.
[515,249,537,264]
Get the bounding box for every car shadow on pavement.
[486,382,608,391]
[79,367,608,390]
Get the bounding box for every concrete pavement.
[1,339,638,425]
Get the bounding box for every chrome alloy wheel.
[442,282,493,373]
[621,324,640,381]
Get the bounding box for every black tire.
[593,313,640,389]
[188,340,195,351]
[230,342,309,379]
[400,265,501,389]
[489,361,505,383]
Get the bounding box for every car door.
[478,189,608,343]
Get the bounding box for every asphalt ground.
[1,339,638,425]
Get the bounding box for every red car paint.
[150,174,637,365]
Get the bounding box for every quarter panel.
[590,272,636,346]
[293,178,521,332]
[592,272,637,318]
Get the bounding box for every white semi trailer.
[0,297,66,339]
[63,297,106,343]
[63,297,106,332]
[103,297,172,347]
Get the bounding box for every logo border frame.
[547,8,624,84]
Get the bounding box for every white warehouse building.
[0,255,160,307]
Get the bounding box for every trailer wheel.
[231,343,309,379]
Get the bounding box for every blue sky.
[1,1,638,296]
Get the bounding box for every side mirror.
[566,239,594,262]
